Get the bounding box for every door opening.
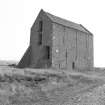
[72,62,75,69]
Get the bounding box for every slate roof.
[44,10,92,35]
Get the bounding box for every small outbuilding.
[17,9,94,70]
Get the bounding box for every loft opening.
[72,62,75,69]
[38,20,43,45]
[39,20,43,32]
[44,46,50,60]
[38,33,42,45]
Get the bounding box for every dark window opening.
[44,46,50,59]
[39,20,43,32]
[38,20,43,45]
[38,33,42,45]
[72,62,75,69]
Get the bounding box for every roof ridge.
[46,12,79,25]
[43,10,92,34]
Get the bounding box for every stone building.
[17,9,94,70]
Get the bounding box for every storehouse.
[17,9,94,70]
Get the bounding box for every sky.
[0,0,105,67]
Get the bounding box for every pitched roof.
[43,10,92,35]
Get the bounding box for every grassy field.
[0,62,105,105]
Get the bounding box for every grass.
[0,62,105,104]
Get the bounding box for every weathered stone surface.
[17,9,93,71]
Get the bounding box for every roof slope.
[43,10,92,34]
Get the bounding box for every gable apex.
[32,9,92,35]
[41,10,92,34]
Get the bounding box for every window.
[44,46,50,59]
[72,62,75,69]
[39,20,43,32]
[38,33,42,45]
[38,20,43,45]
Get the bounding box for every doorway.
[72,62,75,69]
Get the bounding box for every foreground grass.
[0,65,105,104]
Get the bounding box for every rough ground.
[0,62,105,105]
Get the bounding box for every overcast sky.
[0,0,105,67]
